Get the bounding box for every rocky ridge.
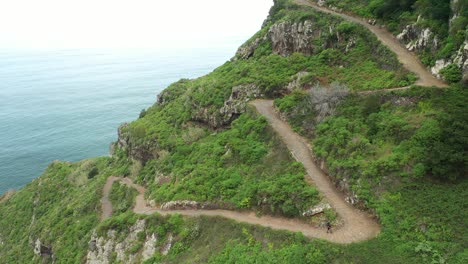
[86,220,173,264]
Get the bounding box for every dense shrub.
[440,64,463,83]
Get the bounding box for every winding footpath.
[99,0,452,244]
[101,100,380,244]
[295,0,447,88]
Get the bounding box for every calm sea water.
[0,45,241,194]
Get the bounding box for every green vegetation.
[0,158,118,262]
[0,0,466,263]
[321,0,467,81]
[440,64,463,83]
[275,85,467,263]
[116,0,413,216]
[276,86,467,183]
[313,86,467,184]
[136,110,319,216]
[109,181,138,214]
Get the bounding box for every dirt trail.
[98,0,454,245]
[101,100,381,243]
[295,0,448,88]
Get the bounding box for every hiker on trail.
[326,221,332,233]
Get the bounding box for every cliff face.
[317,0,467,83]
[86,220,173,264]
[236,19,357,59]
[396,17,467,82]
[115,12,407,163]
[190,84,264,128]
[114,123,158,164]
[391,0,467,82]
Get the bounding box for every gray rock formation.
[86,220,166,264]
[268,20,318,56]
[142,233,158,261]
[220,84,263,120]
[302,203,331,217]
[286,71,310,92]
[114,123,158,164]
[431,41,468,82]
[33,239,53,258]
[87,231,116,264]
[191,84,263,128]
[236,36,268,59]
[160,200,219,210]
[396,0,467,81]
[397,19,439,52]
[161,234,173,256]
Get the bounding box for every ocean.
[0,45,242,194]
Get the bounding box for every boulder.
[302,203,332,217]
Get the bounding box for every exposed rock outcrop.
[269,20,318,56]
[302,203,331,217]
[286,71,311,91]
[237,20,322,58]
[236,36,268,59]
[87,231,116,264]
[160,200,220,210]
[220,84,263,120]
[161,234,173,256]
[397,19,440,52]
[191,84,263,128]
[142,233,158,261]
[395,0,467,81]
[33,239,53,258]
[114,123,158,164]
[236,17,360,60]
[310,83,350,123]
[86,220,168,264]
[431,41,468,82]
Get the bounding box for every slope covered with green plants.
[115,0,414,215]
[0,0,466,263]
[318,0,467,82]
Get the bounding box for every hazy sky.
[0,0,273,49]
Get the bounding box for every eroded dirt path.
[295,0,448,88]
[101,100,381,244]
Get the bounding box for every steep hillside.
[0,0,466,263]
[313,0,467,83]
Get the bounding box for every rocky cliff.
[317,0,467,83]
[86,220,176,264]
[236,19,357,59]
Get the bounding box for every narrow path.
[295,0,448,88]
[101,100,381,244]
[98,0,451,245]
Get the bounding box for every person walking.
[326,221,332,233]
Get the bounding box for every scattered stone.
[160,200,219,210]
[303,203,331,217]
